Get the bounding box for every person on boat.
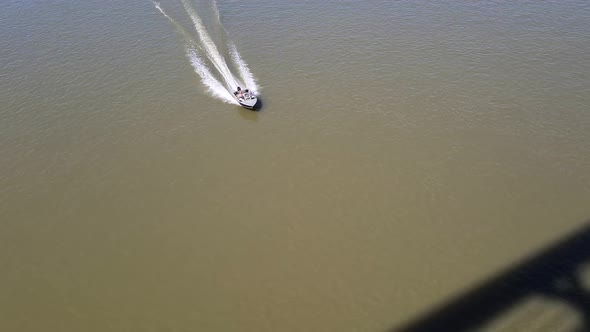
[236,87,244,99]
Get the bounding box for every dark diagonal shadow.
[392,221,590,332]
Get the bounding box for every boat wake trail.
[153,1,258,105]
[154,2,236,104]
[212,0,259,94]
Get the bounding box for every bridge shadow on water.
[392,221,590,332]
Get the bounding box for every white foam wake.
[229,44,259,94]
[153,2,237,104]
[186,47,237,104]
[212,0,259,94]
[212,0,222,25]
[180,0,238,90]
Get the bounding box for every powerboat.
[233,87,257,109]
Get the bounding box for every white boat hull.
[237,97,257,109]
[233,88,258,109]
